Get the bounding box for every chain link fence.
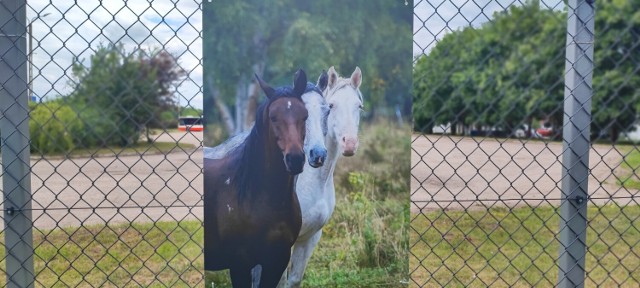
[1,0,639,287]
[412,0,639,287]
[1,0,203,286]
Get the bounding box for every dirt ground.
[411,134,639,212]
[3,132,637,228]
[0,131,203,229]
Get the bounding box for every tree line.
[30,44,186,153]
[202,0,412,145]
[413,0,640,142]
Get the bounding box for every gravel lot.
[1,131,203,229]
[411,134,638,212]
[3,132,636,228]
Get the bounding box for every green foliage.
[413,0,640,141]
[591,0,640,141]
[179,106,203,117]
[68,44,184,146]
[70,105,121,148]
[414,1,566,134]
[202,0,412,124]
[29,101,83,154]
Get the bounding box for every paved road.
[1,131,204,229]
[411,135,639,212]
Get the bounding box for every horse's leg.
[275,266,288,288]
[251,264,262,288]
[229,266,252,288]
[287,230,322,288]
[259,249,291,288]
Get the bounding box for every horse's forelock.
[325,78,362,103]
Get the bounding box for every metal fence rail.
[412,0,639,287]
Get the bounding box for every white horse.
[279,66,363,288]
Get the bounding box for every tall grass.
[206,119,410,286]
[304,120,410,286]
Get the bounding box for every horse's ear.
[317,70,328,91]
[255,73,275,99]
[292,68,307,97]
[350,66,362,89]
[327,66,339,89]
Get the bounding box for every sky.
[413,0,565,57]
[27,0,203,109]
[27,0,565,110]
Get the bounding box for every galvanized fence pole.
[557,0,595,287]
[0,1,35,287]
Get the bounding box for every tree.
[202,0,413,145]
[413,0,640,142]
[591,0,640,142]
[69,44,185,146]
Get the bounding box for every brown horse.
[204,69,309,287]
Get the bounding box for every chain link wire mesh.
[1,0,203,286]
[2,0,639,287]
[412,0,639,287]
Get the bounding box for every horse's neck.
[306,132,341,184]
[238,128,295,204]
[262,139,297,202]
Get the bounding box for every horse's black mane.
[231,83,319,201]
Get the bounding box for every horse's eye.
[329,103,334,109]
[270,116,277,122]
[359,105,364,111]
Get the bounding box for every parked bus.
[178,116,203,132]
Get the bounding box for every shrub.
[29,102,83,154]
[71,105,122,148]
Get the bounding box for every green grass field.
[618,148,640,189]
[410,204,640,288]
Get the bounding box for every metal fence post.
[0,1,35,287]
[557,0,595,287]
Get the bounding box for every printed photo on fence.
[201,0,413,287]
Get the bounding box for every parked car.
[536,122,554,139]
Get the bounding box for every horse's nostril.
[342,137,346,142]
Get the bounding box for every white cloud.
[27,0,203,109]
[413,0,565,58]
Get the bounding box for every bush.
[29,102,83,154]
[71,105,122,148]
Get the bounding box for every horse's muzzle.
[285,153,305,174]
[308,146,327,168]
[341,136,359,157]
